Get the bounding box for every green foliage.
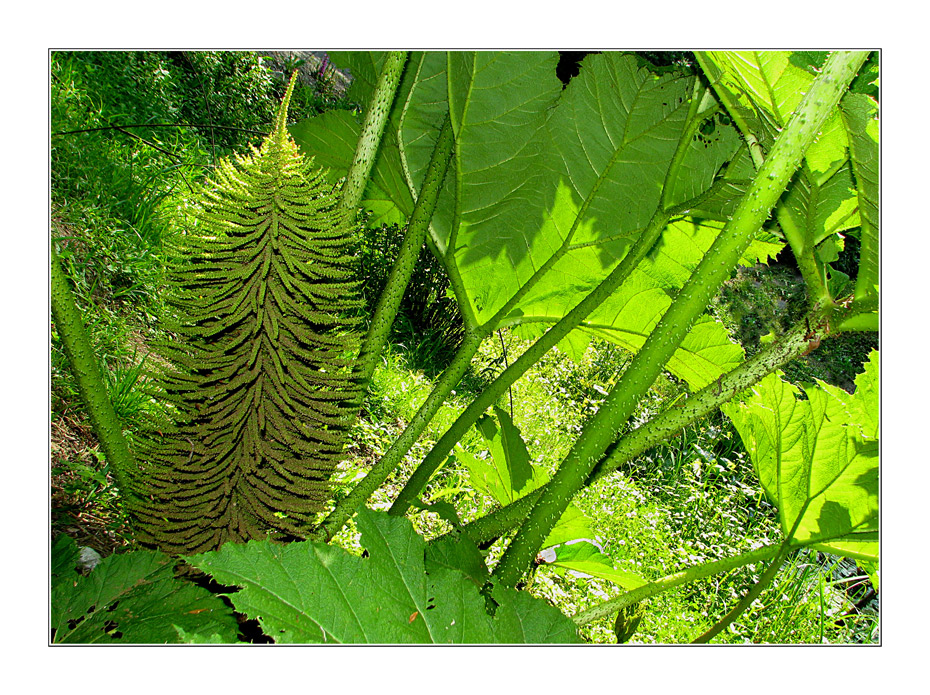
[295,53,748,390]
[453,406,649,591]
[547,541,647,591]
[724,549,878,643]
[51,50,880,644]
[50,51,318,313]
[50,51,302,449]
[457,406,536,504]
[132,76,363,553]
[695,50,879,314]
[51,534,238,643]
[294,50,876,625]
[188,508,581,643]
[839,92,880,319]
[722,352,878,557]
[166,51,279,154]
[53,52,202,234]
[712,262,878,390]
[613,601,646,643]
[353,221,464,374]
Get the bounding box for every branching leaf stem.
[50,240,138,508]
[691,537,794,643]
[571,543,781,626]
[436,303,829,547]
[490,50,870,589]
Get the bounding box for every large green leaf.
[188,508,580,643]
[327,51,387,105]
[424,531,490,587]
[696,50,870,304]
[779,162,860,249]
[51,536,238,644]
[52,533,81,580]
[840,92,880,314]
[448,52,685,323]
[696,51,850,182]
[443,53,747,387]
[722,352,879,555]
[294,52,749,390]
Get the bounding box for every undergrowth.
[331,315,878,643]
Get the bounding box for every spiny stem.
[314,331,484,541]
[490,50,870,589]
[437,304,826,547]
[571,544,781,626]
[50,240,138,508]
[336,51,408,220]
[389,209,671,517]
[353,113,454,394]
[691,543,790,643]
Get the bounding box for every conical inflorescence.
[134,74,362,554]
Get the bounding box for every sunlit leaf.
[722,355,879,552]
[549,540,647,591]
[296,51,749,388]
[188,508,581,643]
[840,92,880,311]
[52,540,238,644]
[696,50,867,303]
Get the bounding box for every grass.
[331,316,877,643]
[50,51,879,644]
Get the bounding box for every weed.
[712,261,878,391]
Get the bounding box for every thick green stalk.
[695,53,853,308]
[389,210,672,516]
[314,331,484,541]
[353,114,454,392]
[741,131,824,298]
[319,171,591,536]
[50,241,137,505]
[691,541,791,643]
[746,130,830,307]
[774,204,833,306]
[491,50,869,588]
[440,304,827,547]
[317,202,591,539]
[391,82,743,517]
[326,162,671,533]
[571,544,781,626]
[336,51,408,220]
[588,307,825,481]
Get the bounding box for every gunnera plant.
[133,74,362,554]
